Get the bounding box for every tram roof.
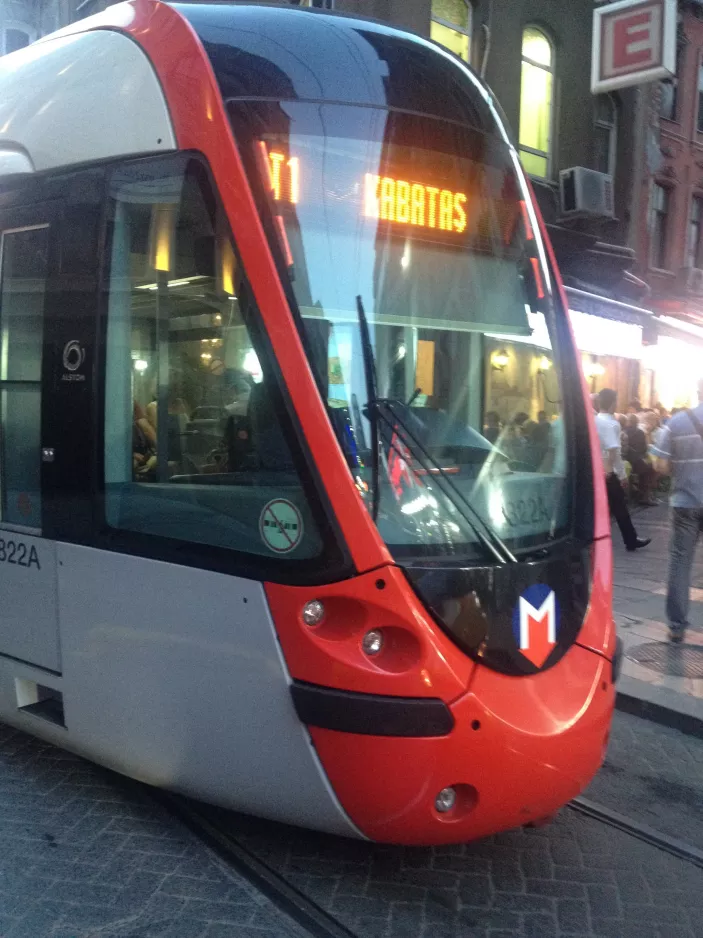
[0,0,509,183]
[175,2,504,136]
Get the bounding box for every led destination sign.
[363,174,467,233]
[263,145,469,235]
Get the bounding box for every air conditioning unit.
[559,167,615,219]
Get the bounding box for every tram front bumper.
[308,641,615,845]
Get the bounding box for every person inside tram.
[146,392,191,434]
[223,369,254,418]
[144,388,193,477]
[133,400,157,479]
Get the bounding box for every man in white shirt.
[595,388,650,552]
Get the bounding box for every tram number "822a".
[0,538,41,570]
[503,496,550,528]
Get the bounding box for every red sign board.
[592,0,675,94]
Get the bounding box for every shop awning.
[654,314,703,349]
[564,286,654,327]
[565,286,703,352]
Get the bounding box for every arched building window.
[594,94,617,178]
[1,23,34,55]
[431,0,471,63]
[519,27,554,179]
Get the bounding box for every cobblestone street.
[0,724,306,938]
[0,707,702,938]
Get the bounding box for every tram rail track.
[153,791,359,938]
[149,786,703,938]
[569,795,703,870]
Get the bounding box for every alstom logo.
[512,584,559,669]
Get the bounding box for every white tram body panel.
[0,30,175,172]
[0,22,359,838]
[0,542,357,835]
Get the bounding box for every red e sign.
[592,0,675,94]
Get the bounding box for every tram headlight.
[362,630,384,656]
[435,787,457,813]
[302,600,325,626]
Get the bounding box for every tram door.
[0,208,60,672]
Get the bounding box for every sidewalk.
[612,500,703,726]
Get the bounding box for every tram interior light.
[136,275,207,291]
[133,359,148,373]
[221,240,237,296]
[148,203,176,273]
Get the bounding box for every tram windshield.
[231,101,573,560]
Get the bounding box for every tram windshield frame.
[227,98,583,563]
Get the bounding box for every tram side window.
[103,157,322,560]
[0,225,47,531]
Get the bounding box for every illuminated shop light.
[583,361,605,379]
[491,349,510,369]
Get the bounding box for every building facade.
[634,0,703,322]
[621,0,703,407]
[7,0,703,408]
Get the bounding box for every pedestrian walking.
[652,378,703,643]
[624,413,657,506]
[595,388,651,553]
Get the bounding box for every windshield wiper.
[354,296,515,565]
[356,296,380,521]
[374,399,517,565]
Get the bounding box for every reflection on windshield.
[233,100,571,559]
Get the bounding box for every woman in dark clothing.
[624,413,656,506]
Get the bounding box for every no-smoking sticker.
[259,499,304,554]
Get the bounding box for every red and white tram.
[0,1,616,844]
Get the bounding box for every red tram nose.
[268,537,615,844]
